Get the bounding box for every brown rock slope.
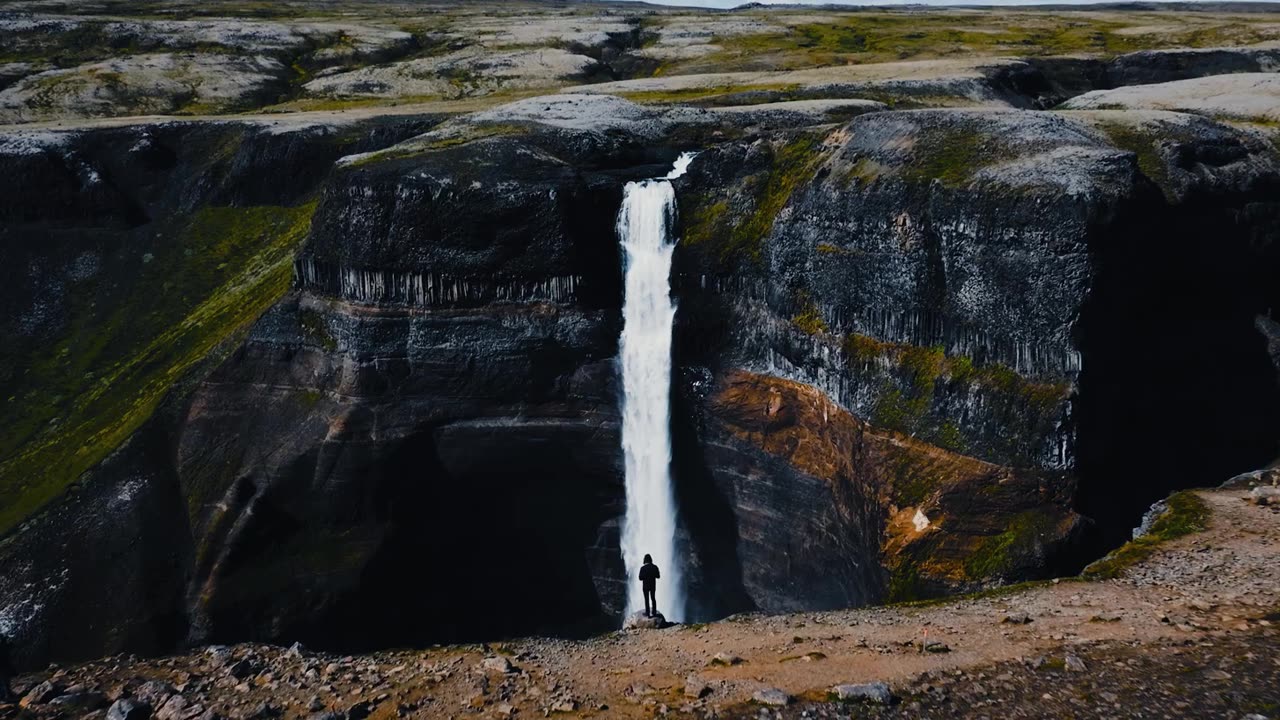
[5,485,1275,719]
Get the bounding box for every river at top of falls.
[617,153,696,622]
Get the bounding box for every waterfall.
[618,153,695,622]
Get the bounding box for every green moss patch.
[683,133,831,266]
[845,333,1069,461]
[1082,490,1211,580]
[963,511,1055,580]
[0,203,315,536]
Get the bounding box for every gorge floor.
[5,487,1278,720]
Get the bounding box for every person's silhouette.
[638,554,661,618]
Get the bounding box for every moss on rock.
[0,203,316,536]
[1082,490,1211,579]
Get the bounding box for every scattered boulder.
[752,688,792,707]
[1064,654,1088,673]
[710,652,743,666]
[134,681,177,707]
[683,675,712,699]
[832,682,893,704]
[1248,486,1280,506]
[623,683,656,704]
[19,680,63,707]
[48,690,109,711]
[156,695,208,720]
[227,659,259,680]
[923,641,951,653]
[480,656,516,674]
[1001,612,1033,625]
[549,698,577,713]
[108,698,153,720]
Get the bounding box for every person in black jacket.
[638,554,661,618]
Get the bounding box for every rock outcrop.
[2,88,1280,670]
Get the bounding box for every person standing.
[638,554,661,618]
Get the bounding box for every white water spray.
[618,153,695,622]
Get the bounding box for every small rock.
[134,681,176,707]
[481,656,516,674]
[1001,613,1032,625]
[346,701,372,720]
[19,680,63,707]
[831,682,893,704]
[1203,669,1232,681]
[1089,613,1122,623]
[549,698,577,713]
[494,703,515,717]
[108,698,153,720]
[285,642,306,659]
[48,691,109,711]
[624,683,655,704]
[227,659,259,680]
[684,676,712,699]
[710,652,742,666]
[924,641,951,653]
[1188,599,1216,612]
[1248,486,1280,505]
[156,695,206,720]
[1064,655,1087,673]
[752,688,791,707]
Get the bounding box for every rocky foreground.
[4,484,1277,720]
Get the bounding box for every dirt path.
[6,487,1278,719]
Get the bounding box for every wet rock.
[832,682,893,704]
[108,698,153,720]
[752,688,791,707]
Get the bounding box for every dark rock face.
[674,108,1280,593]
[3,95,1280,667]
[179,294,626,649]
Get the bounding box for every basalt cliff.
[3,10,1280,673]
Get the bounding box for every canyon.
[1,0,1279,695]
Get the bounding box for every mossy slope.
[0,203,315,536]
